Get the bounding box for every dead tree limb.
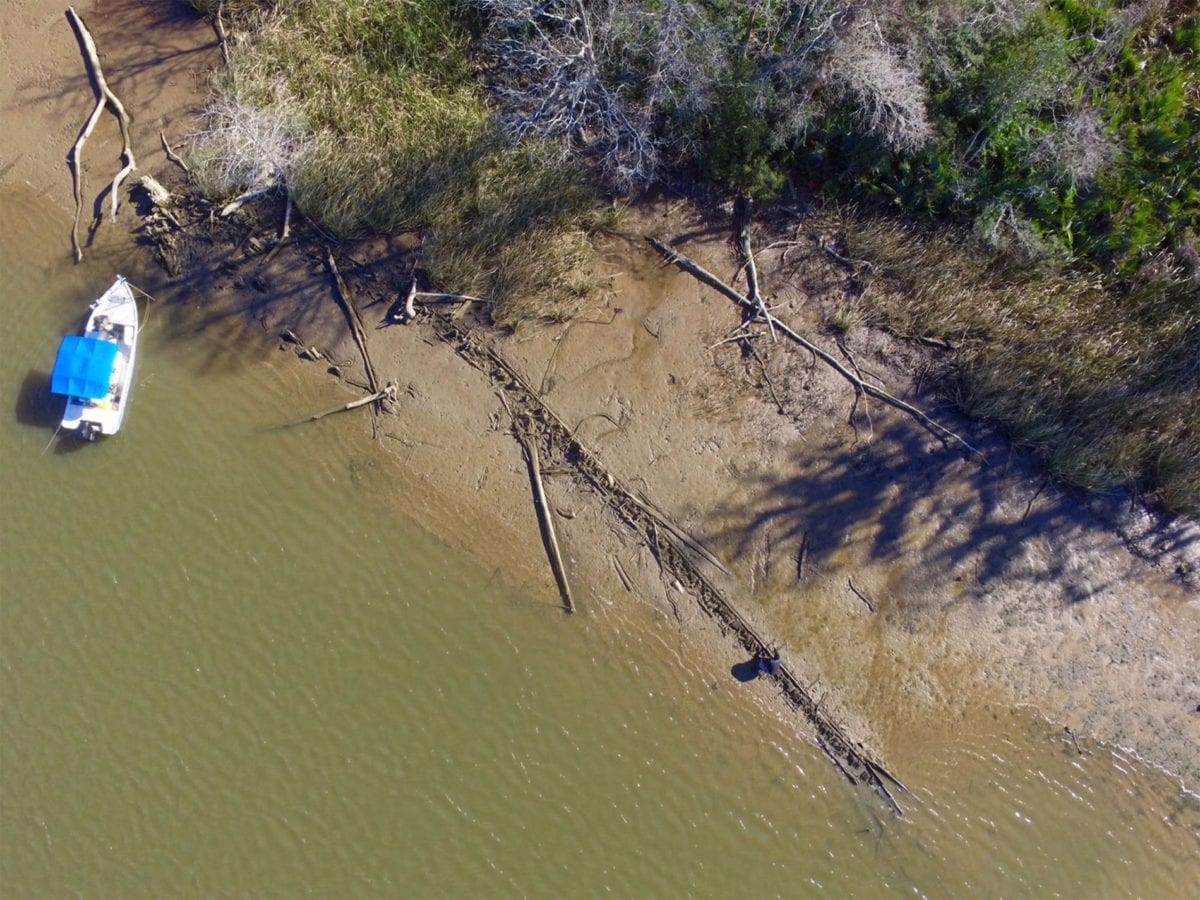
[625,491,731,576]
[280,383,396,428]
[648,237,982,458]
[212,1,230,66]
[325,249,379,395]
[847,577,876,613]
[160,130,189,173]
[66,7,137,258]
[612,556,635,592]
[219,185,276,217]
[325,249,382,438]
[518,427,576,614]
[735,195,776,341]
[413,291,493,305]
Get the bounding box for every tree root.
[160,130,189,173]
[648,237,982,458]
[66,7,137,262]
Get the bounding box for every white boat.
[50,276,139,440]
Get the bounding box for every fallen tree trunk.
[325,249,380,395]
[66,7,137,260]
[648,237,982,458]
[519,427,576,614]
[281,383,396,428]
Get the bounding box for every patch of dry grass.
[836,213,1199,514]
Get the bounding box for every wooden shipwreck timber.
[429,311,911,816]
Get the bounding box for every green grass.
[187,0,607,323]
[837,213,1199,514]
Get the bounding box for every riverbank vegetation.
[185,0,1197,513]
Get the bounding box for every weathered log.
[519,428,576,614]
[66,7,137,259]
[648,237,983,458]
[282,383,396,428]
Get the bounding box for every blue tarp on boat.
[50,335,118,399]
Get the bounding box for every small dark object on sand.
[757,648,782,677]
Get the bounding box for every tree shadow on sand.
[701,411,1196,606]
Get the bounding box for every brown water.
[2,187,1198,899]
[2,6,1199,897]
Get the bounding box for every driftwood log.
[518,426,576,614]
[280,383,396,428]
[66,7,137,262]
[648,237,982,458]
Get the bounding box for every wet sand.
[7,0,1198,793]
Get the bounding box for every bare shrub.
[823,15,933,152]
[189,91,309,202]
[471,0,724,190]
[1033,105,1117,185]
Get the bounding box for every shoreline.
[10,0,1198,794]
[157,191,1200,791]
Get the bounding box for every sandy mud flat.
[10,0,1198,797]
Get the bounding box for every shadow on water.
[16,370,61,429]
[16,372,94,455]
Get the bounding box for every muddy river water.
[2,2,1197,896]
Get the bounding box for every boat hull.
[59,277,139,438]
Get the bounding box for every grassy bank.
[187,0,606,326]
[183,1,1197,514]
[837,214,1198,514]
